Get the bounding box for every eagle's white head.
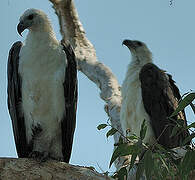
[17,8,53,36]
[123,39,152,65]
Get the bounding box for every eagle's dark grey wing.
[61,43,77,163]
[139,63,190,148]
[7,41,31,157]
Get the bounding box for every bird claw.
[50,156,64,162]
[29,151,49,162]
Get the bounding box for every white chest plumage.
[120,63,155,144]
[18,35,66,145]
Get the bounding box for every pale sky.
[1,0,194,173]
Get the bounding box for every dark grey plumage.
[140,63,190,148]
[61,43,78,162]
[7,41,30,157]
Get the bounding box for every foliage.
[97,92,195,179]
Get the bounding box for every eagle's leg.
[29,123,51,162]
[49,133,64,161]
[29,151,49,162]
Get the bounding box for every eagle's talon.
[29,151,49,162]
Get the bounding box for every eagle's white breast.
[19,32,66,145]
[120,62,155,144]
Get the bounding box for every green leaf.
[129,153,137,170]
[117,167,128,180]
[111,173,118,179]
[190,102,195,114]
[170,93,195,117]
[176,118,185,126]
[179,150,195,179]
[170,125,180,138]
[186,122,195,129]
[155,143,176,156]
[114,136,124,146]
[127,134,139,141]
[155,146,177,164]
[97,124,108,130]
[140,119,147,140]
[144,150,154,179]
[182,133,195,146]
[155,143,167,153]
[110,144,128,168]
[182,151,195,173]
[106,128,117,138]
[153,158,163,180]
[168,117,185,127]
[159,155,169,173]
[109,144,137,168]
[119,136,123,143]
[136,160,145,180]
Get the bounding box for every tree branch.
[0,158,111,180]
[48,0,123,169]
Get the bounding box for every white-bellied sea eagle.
[120,39,190,148]
[7,9,77,162]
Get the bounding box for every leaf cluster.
[97,92,195,179]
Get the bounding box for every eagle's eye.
[27,14,34,20]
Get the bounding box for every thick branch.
[0,158,111,180]
[49,0,123,169]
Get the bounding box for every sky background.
[0,0,195,173]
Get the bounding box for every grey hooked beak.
[17,21,26,36]
[122,39,134,48]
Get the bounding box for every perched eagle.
[7,9,77,162]
[120,39,190,148]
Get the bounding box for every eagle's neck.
[124,53,153,85]
[25,29,58,48]
[19,29,60,73]
[130,53,153,67]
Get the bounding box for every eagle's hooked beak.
[122,39,138,52]
[17,21,26,36]
[122,39,135,48]
[122,39,131,46]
